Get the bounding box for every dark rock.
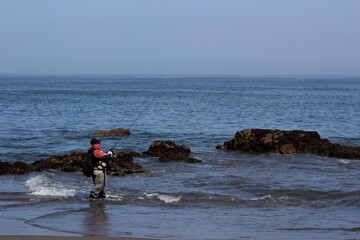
[0,161,33,175]
[143,140,201,163]
[0,151,145,175]
[32,152,85,173]
[93,128,130,137]
[217,129,360,160]
[126,151,142,158]
[109,151,145,176]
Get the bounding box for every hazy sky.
[1,0,359,75]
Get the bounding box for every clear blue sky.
[1,0,359,75]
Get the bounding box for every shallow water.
[0,75,359,239]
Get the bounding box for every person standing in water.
[88,138,115,199]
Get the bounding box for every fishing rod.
[111,100,153,151]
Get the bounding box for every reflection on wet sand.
[85,201,109,235]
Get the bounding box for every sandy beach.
[0,236,156,240]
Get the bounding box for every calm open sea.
[0,75,359,239]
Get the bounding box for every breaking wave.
[25,174,76,197]
[143,193,181,203]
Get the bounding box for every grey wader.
[88,147,111,199]
[90,169,106,199]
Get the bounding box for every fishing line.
[111,99,153,150]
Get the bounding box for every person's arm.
[93,149,113,160]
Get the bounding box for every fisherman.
[88,137,115,199]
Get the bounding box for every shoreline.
[0,236,157,240]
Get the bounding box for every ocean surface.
[0,75,359,240]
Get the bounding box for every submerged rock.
[143,140,201,163]
[217,129,360,160]
[93,128,131,137]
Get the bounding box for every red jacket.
[91,144,111,170]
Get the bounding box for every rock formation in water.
[143,140,201,163]
[93,128,131,137]
[0,140,201,175]
[217,129,360,160]
[0,161,32,175]
[109,151,144,176]
[0,151,145,175]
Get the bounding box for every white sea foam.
[339,159,350,164]
[106,193,125,201]
[149,170,166,174]
[25,174,75,197]
[251,195,277,202]
[144,193,181,203]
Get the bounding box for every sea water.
[0,75,359,239]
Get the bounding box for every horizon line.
[1,73,360,78]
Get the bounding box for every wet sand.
[0,236,156,240]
